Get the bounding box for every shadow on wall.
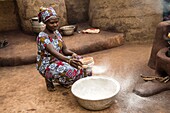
[0,0,20,32]
[65,0,90,24]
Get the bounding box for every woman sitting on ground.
[36,7,92,91]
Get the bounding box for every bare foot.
[133,81,170,97]
[45,79,56,92]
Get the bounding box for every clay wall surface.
[0,0,19,32]
[65,0,89,24]
[89,0,163,42]
[0,0,164,42]
[16,0,67,34]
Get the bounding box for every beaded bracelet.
[72,53,77,57]
[68,59,72,64]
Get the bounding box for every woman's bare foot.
[45,79,55,92]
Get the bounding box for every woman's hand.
[72,53,83,60]
[69,59,83,69]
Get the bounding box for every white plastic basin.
[71,76,120,110]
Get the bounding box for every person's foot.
[45,79,55,92]
[133,81,170,97]
[60,84,71,89]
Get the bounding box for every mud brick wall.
[0,0,19,32]
[0,0,165,42]
[89,0,163,42]
[16,0,67,34]
[65,0,89,24]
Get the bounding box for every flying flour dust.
[92,65,108,75]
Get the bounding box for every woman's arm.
[46,43,70,63]
[62,41,77,56]
[46,43,82,68]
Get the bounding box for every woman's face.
[45,17,59,32]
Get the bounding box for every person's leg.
[45,78,55,91]
[43,69,56,91]
[44,62,77,89]
[148,21,170,69]
[43,61,93,89]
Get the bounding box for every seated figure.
[36,7,92,91]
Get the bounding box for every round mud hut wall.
[16,0,67,34]
[0,0,19,32]
[89,0,163,42]
[65,0,89,24]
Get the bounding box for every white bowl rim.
[60,25,75,30]
[32,24,46,27]
[31,17,39,20]
[71,76,120,101]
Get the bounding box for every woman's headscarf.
[38,7,58,23]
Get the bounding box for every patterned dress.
[36,30,88,85]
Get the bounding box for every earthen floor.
[0,44,169,113]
